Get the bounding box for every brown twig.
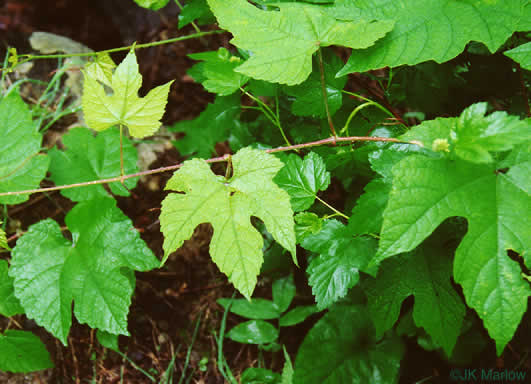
[0,136,421,199]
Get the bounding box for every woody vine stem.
[0,136,421,198]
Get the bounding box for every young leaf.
[207,0,394,85]
[9,198,159,345]
[217,298,281,319]
[294,305,404,384]
[170,94,240,157]
[363,243,466,356]
[401,102,531,164]
[160,147,296,298]
[82,49,173,138]
[505,41,531,70]
[84,53,116,87]
[0,260,24,317]
[294,212,323,243]
[283,49,347,118]
[188,48,249,95]
[49,127,138,201]
[0,330,53,373]
[274,152,331,211]
[0,91,49,205]
[335,0,529,75]
[0,222,8,251]
[226,319,279,344]
[375,154,531,355]
[301,220,377,310]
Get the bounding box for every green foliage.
[160,147,296,298]
[218,274,318,330]
[301,220,377,310]
[0,223,8,251]
[179,0,214,29]
[374,105,531,354]
[49,127,139,201]
[9,198,158,345]
[0,260,23,316]
[282,50,347,117]
[335,0,529,75]
[505,41,531,70]
[274,152,330,211]
[0,330,53,373]
[363,239,466,356]
[170,94,240,157]
[294,305,404,384]
[2,0,531,379]
[0,91,49,205]
[226,319,279,344]
[188,48,249,95]
[82,49,173,138]
[207,0,394,84]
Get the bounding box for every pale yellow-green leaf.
[0,221,8,251]
[84,53,116,87]
[82,49,173,138]
[160,148,296,298]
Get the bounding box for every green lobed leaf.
[294,305,404,384]
[170,94,240,157]
[49,127,138,201]
[84,53,116,87]
[279,305,318,327]
[505,41,531,70]
[0,260,24,317]
[301,220,377,309]
[363,242,466,356]
[188,48,249,95]
[207,0,394,85]
[375,154,531,355]
[0,91,49,205]
[335,0,529,75]
[9,198,159,345]
[217,298,281,319]
[82,49,173,138]
[160,147,296,298]
[401,102,531,164]
[226,319,279,344]
[282,49,347,117]
[272,274,295,313]
[275,152,331,211]
[0,330,53,373]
